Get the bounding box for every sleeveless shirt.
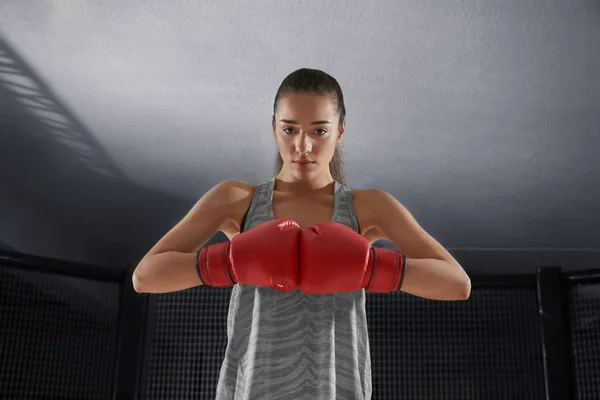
[214,178,372,400]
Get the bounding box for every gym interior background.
[1,1,598,399]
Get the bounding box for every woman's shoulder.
[351,187,389,203]
[209,180,258,236]
[212,180,257,203]
[217,179,256,191]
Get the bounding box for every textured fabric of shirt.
[215,178,372,400]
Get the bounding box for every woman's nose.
[295,134,312,154]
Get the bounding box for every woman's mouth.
[293,161,316,169]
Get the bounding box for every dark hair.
[273,68,347,185]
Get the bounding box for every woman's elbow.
[457,277,471,300]
[132,272,146,293]
[449,263,471,300]
[132,258,153,293]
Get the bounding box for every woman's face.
[273,93,345,181]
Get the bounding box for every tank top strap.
[331,180,361,234]
[241,179,275,232]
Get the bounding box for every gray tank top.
[214,178,372,400]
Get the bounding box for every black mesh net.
[0,265,121,399]
[569,283,600,400]
[367,288,545,399]
[145,286,231,400]
[145,286,545,399]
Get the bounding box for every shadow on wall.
[0,240,15,251]
[0,35,199,269]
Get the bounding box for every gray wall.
[1,1,599,274]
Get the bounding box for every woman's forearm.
[132,251,202,293]
[400,257,471,300]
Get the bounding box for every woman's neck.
[274,170,335,195]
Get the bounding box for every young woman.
[133,68,471,399]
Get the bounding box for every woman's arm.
[368,190,471,301]
[132,180,252,293]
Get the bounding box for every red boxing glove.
[299,221,406,294]
[197,219,301,291]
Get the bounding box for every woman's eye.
[282,127,327,135]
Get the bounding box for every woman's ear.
[337,119,347,143]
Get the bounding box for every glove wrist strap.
[196,242,235,288]
[366,248,406,293]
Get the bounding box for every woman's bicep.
[142,180,242,259]
[131,180,254,293]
